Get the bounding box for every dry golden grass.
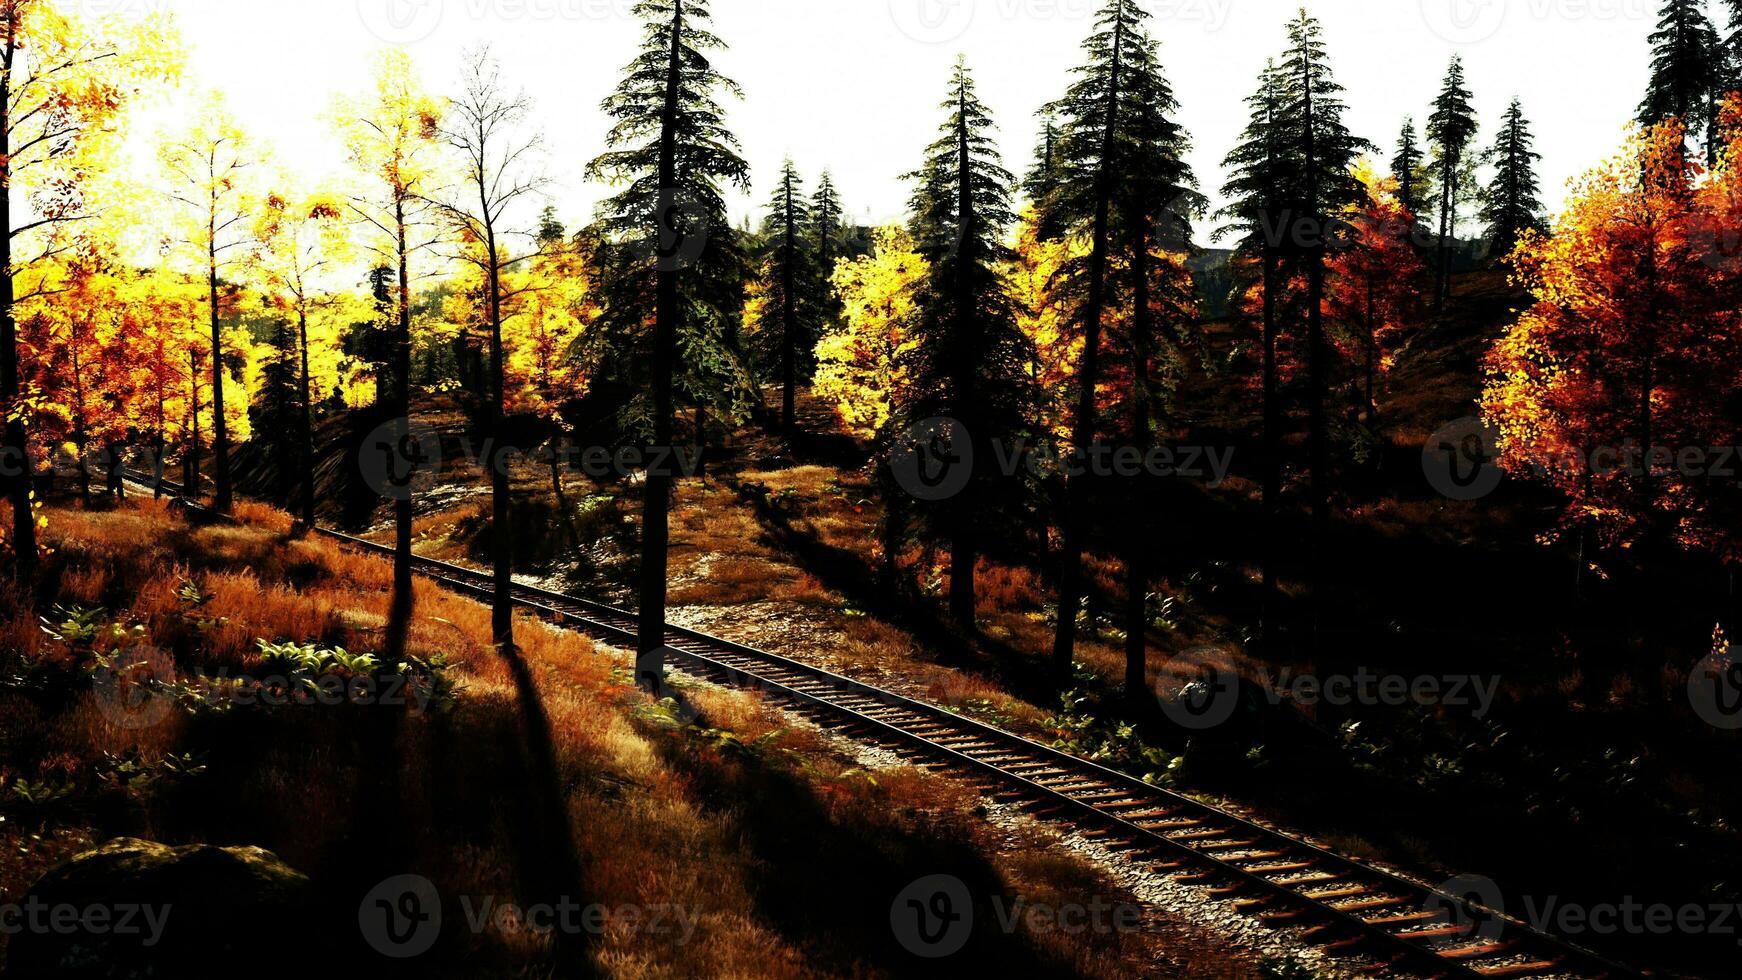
[0,495,1210,979]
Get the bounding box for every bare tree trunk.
[637,0,686,690]
[0,54,37,581]
[209,249,233,513]
[298,308,316,530]
[1054,12,1124,680]
[385,199,416,664]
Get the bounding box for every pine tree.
[1480,98,1548,260]
[1391,117,1432,227]
[1042,0,1194,677]
[1023,114,1064,235]
[1640,0,1720,163]
[810,170,846,327]
[1281,8,1370,650]
[1217,58,1291,650]
[1427,55,1479,306]
[754,159,817,436]
[586,0,751,688]
[900,58,1033,629]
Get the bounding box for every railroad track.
[124,470,1634,979]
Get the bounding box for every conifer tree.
[1217,58,1291,648]
[899,58,1032,629]
[754,159,817,436]
[1427,55,1478,306]
[587,0,750,688]
[810,170,846,326]
[1640,0,1720,163]
[1391,116,1432,227]
[1282,8,1369,648]
[1042,0,1194,675]
[1480,98,1548,260]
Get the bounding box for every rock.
[4,838,316,979]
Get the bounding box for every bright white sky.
[111,0,1670,244]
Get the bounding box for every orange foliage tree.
[1483,116,1742,567]
[1326,163,1428,423]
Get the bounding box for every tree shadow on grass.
[735,481,1067,711]
[645,731,1108,980]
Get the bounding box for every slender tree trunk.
[72,338,90,503]
[209,245,232,512]
[185,349,202,494]
[1260,250,1281,652]
[1054,12,1123,678]
[949,83,977,630]
[1123,226,1154,700]
[781,170,798,438]
[385,197,416,664]
[0,51,38,581]
[298,308,316,530]
[486,238,514,653]
[1436,152,1457,307]
[1302,46,1327,656]
[637,0,685,690]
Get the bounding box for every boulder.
[4,837,316,979]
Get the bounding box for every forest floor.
[325,270,1742,977]
[0,495,1362,979]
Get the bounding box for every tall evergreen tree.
[1023,114,1064,236]
[1042,0,1181,677]
[1280,9,1370,650]
[1108,25,1201,698]
[1217,58,1291,651]
[900,58,1033,629]
[810,170,845,326]
[586,0,751,688]
[1640,0,1721,163]
[1479,98,1548,260]
[754,159,817,436]
[1390,116,1432,227]
[1427,55,1478,306]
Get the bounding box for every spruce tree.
[1023,115,1064,237]
[586,0,751,688]
[1042,0,1182,676]
[1280,9,1370,650]
[1479,98,1548,260]
[810,170,845,326]
[1640,0,1720,161]
[1391,117,1432,227]
[754,159,817,436]
[899,58,1033,629]
[1427,55,1478,306]
[1217,58,1290,651]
